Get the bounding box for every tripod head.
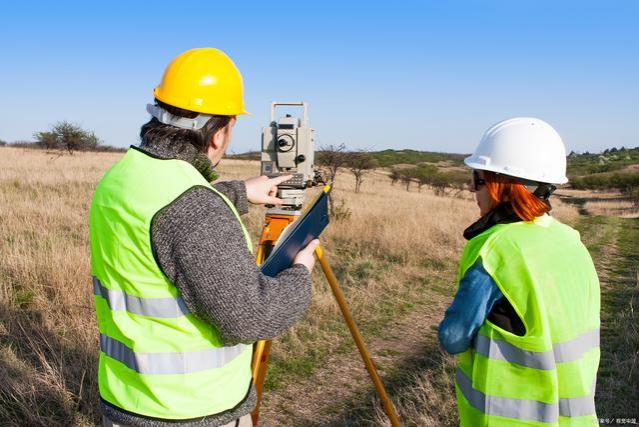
[261,102,323,213]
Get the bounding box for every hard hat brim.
[464,156,569,185]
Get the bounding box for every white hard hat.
[464,117,568,184]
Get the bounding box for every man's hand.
[244,175,292,205]
[294,239,320,273]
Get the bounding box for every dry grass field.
[1,146,636,426]
[556,188,639,218]
[584,199,639,218]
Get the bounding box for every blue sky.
[0,1,637,154]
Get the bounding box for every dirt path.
[580,216,639,420]
[259,294,451,426]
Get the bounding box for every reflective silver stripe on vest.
[456,368,558,423]
[456,369,596,422]
[553,328,600,363]
[474,328,600,370]
[100,334,248,375]
[93,277,191,318]
[475,334,555,370]
[558,392,597,417]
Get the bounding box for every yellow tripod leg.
[251,214,296,425]
[315,245,402,427]
[251,339,272,425]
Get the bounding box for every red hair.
[483,171,550,221]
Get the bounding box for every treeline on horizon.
[1,122,638,197]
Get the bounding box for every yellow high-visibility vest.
[89,147,254,419]
[456,215,600,426]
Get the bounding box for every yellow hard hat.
[153,48,248,116]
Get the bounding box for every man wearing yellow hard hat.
[89,48,319,426]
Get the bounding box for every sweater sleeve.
[150,186,312,345]
[438,259,504,354]
[212,180,249,215]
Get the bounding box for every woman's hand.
[244,175,292,205]
[294,239,320,273]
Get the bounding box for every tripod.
[250,190,401,426]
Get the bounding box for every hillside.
[566,147,639,196]
[567,146,639,176]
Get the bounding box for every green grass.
[575,216,639,419]
[265,345,331,391]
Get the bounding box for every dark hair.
[140,99,233,152]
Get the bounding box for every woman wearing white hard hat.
[438,118,600,426]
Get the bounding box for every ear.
[210,126,227,150]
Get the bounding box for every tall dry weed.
[0,148,122,425]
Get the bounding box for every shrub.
[34,121,102,154]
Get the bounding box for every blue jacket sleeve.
[438,259,503,354]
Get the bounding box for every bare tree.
[416,173,428,192]
[316,143,348,184]
[347,151,378,193]
[400,169,416,191]
[316,143,350,217]
[389,168,401,186]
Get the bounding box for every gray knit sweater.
[100,139,312,426]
